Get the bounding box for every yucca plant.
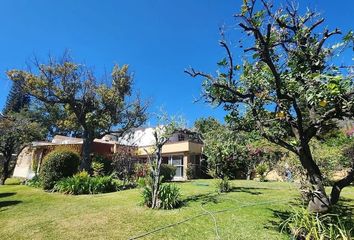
[280,206,353,239]
[141,178,181,210]
[158,184,181,209]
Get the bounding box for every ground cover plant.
[1,179,354,239]
[53,171,128,195]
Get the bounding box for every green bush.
[91,154,113,175]
[40,150,80,190]
[160,164,176,182]
[280,207,353,239]
[26,175,42,188]
[256,163,268,182]
[92,161,104,176]
[159,184,181,209]
[134,164,176,182]
[186,163,196,180]
[141,181,181,209]
[134,163,149,178]
[53,171,127,194]
[215,177,231,193]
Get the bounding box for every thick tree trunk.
[330,169,354,205]
[298,143,329,213]
[0,154,11,185]
[80,130,93,173]
[0,175,6,185]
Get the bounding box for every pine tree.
[3,77,30,114]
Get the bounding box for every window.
[190,155,200,165]
[162,156,169,164]
[178,134,185,141]
[170,155,184,178]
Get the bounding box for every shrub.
[280,207,353,240]
[215,177,231,193]
[40,149,80,190]
[256,163,268,182]
[134,164,176,182]
[91,154,113,175]
[186,163,196,180]
[26,175,42,188]
[159,184,182,209]
[141,181,181,209]
[92,161,104,176]
[160,164,176,182]
[135,163,149,178]
[53,171,128,194]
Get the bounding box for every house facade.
[13,127,204,181]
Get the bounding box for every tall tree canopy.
[187,0,354,212]
[7,55,147,171]
[3,76,30,114]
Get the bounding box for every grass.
[1,179,354,240]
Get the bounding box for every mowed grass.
[1,179,354,240]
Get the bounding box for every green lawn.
[1,179,354,240]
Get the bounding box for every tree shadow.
[0,192,21,212]
[0,192,16,198]
[183,192,219,206]
[0,200,22,211]
[229,186,265,195]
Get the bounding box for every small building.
[13,127,204,181]
[126,127,203,180]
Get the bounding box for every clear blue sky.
[0,0,353,126]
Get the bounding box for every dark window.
[162,156,169,164]
[178,134,185,141]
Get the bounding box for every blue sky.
[0,0,353,126]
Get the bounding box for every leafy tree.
[198,121,241,179]
[186,0,354,212]
[7,55,147,172]
[3,76,30,114]
[0,111,44,184]
[199,120,282,180]
[194,116,221,139]
[30,100,82,139]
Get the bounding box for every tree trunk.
[151,146,162,209]
[80,130,93,173]
[330,169,354,205]
[0,175,6,185]
[246,168,252,180]
[0,154,11,185]
[298,143,329,213]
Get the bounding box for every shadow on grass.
[0,192,16,198]
[230,186,265,195]
[183,192,219,206]
[0,192,21,211]
[0,200,22,212]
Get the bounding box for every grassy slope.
[1,179,353,240]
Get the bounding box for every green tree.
[7,55,147,172]
[0,111,44,184]
[186,0,354,212]
[30,100,82,139]
[197,121,241,179]
[3,75,30,114]
[194,116,221,139]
